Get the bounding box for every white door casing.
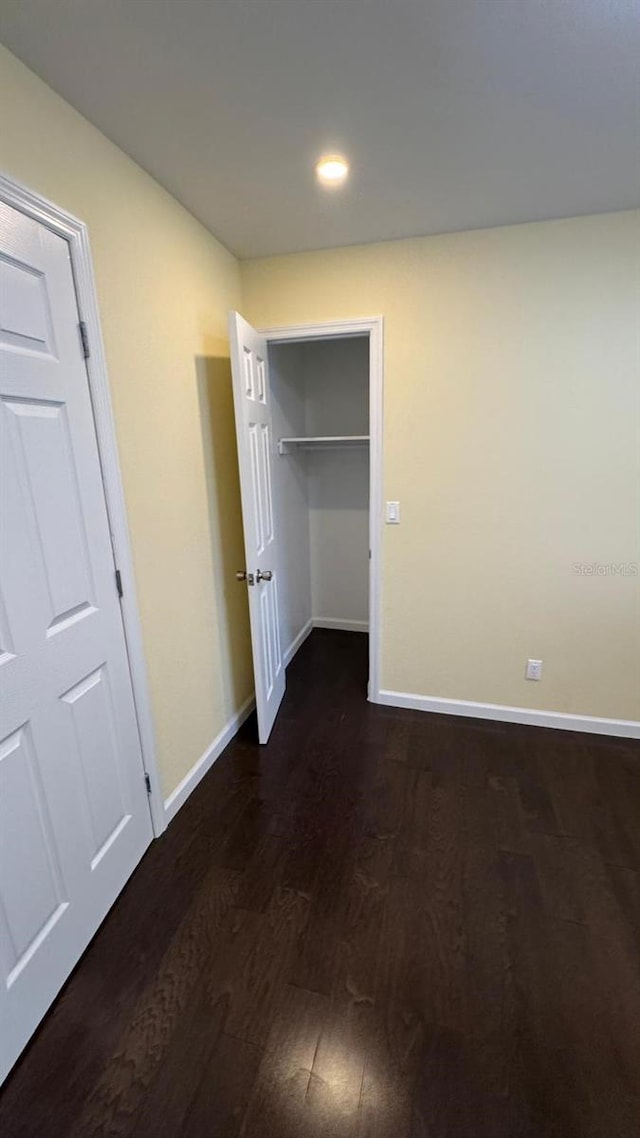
[0,200,153,1082]
[228,312,285,743]
[259,317,384,703]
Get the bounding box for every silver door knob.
[256,569,273,582]
[235,570,247,581]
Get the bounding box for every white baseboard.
[375,688,640,740]
[313,618,369,633]
[283,618,314,667]
[163,694,256,824]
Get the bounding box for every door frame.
[0,173,166,836]
[259,317,384,701]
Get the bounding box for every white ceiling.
[1,0,639,258]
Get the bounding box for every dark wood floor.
[2,630,639,1137]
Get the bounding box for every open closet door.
[229,312,285,743]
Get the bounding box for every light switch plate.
[386,501,400,524]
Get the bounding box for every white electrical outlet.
[386,501,400,524]
[526,658,543,681]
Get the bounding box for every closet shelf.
[277,434,370,455]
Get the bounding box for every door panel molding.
[0,173,165,837]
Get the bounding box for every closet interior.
[268,335,370,671]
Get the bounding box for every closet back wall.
[303,339,369,630]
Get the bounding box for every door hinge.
[115,568,123,598]
[78,320,90,359]
[144,772,152,794]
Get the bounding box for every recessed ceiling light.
[315,154,349,187]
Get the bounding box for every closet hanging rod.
[277,435,370,455]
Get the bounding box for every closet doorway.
[229,315,382,742]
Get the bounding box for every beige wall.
[0,46,253,797]
[242,212,640,721]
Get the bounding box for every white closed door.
[0,201,153,1082]
[229,312,285,743]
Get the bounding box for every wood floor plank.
[181,1032,262,1138]
[607,863,640,959]
[69,870,247,1138]
[330,828,393,1012]
[513,738,561,835]
[225,886,310,1045]
[128,971,229,1138]
[238,984,329,1138]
